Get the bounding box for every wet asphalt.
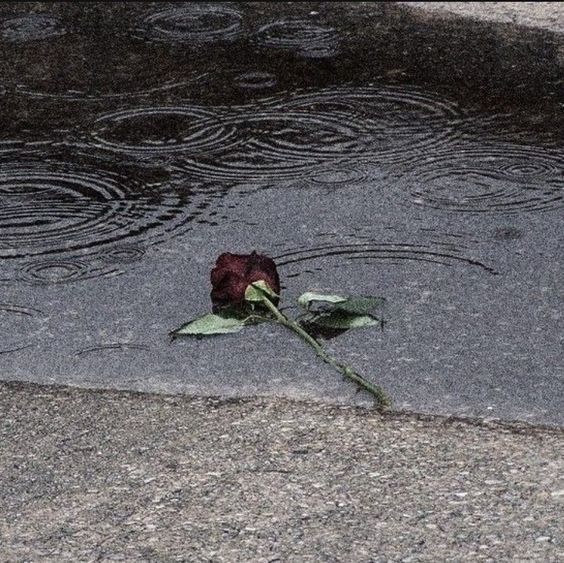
[0,1,562,425]
[0,3,563,560]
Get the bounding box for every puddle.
[0,2,562,425]
[0,13,66,42]
[0,303,47,353]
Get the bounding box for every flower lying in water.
[211,251,280,308]
[171,251,390,409]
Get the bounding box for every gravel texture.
[1,382,562,562]
[398,2,564,33]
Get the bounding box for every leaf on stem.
[333,296,386,315]
[298,292,385,333]
[171,313,249,337]
[245,280,279,303]
[309,311,381,329]
[297,292,347,310]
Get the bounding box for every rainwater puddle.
[0,2,562,425]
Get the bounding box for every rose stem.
[259,294,391,410]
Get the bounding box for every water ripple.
[177,108,374,182]
[273,234,497,277]
[16,73,209,102]
[74,343,150,357]
[134,4,243,44]
[175,84,464,181]
[89,106,233,157]
[17,259,121,285]
[405,143,563,213]
[98,244,146,264]
[0,303,47,353]
[1,14,65,42]
[0,158,214,259]
[282,85,464,164]
[256,18,340,58]
[234,71,278,91]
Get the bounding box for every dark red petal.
[214,253,251,277]
[210,272,248,305]
[210,251,281,306]
[247,252,280,293]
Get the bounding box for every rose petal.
[210,251,281,307]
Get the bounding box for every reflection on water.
[0,2,561,423]
[0,3,560,279]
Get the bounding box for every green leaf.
[245,280,278,303]
[171,313,247,337]
[298,292,385,316]
[298,292,347,310]
[309,311,380,330]
[335,296,385,315]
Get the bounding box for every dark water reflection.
[0,2,562,424]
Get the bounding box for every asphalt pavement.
[1,382,563,562]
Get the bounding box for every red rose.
[210,251,280,307]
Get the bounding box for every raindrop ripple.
[134,4,243,44]
[406,144,563,213]
[176,85,465,182]
[0,14,65,42]
[256,18,340,57]
[0,160,212,259]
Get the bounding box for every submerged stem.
[258,291,390,410]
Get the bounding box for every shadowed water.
[0,2,562,425]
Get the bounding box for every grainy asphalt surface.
[1,382,562,562]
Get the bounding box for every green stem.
[259,294,390,410]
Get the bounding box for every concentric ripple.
[234,71,277,90]
[134,4,243,44]
[405,144,563,213]
[0,160,212,259]
[282,85,464,165]
[177,109,375,182]
[0,14,65,42]
[74,343,150,357]
[256,18,340,58]
[90,106,233,158]
[16,73,208,102]
[98,244,146,264]
[305,161,389,189]
[17,259,121,285]
[0,303,47,353]
[176,85,464,182]
[273,235,497,277]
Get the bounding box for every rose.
[210,251,280,308]
[172,252,390,409]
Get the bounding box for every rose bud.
[210,251,280,308]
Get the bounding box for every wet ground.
[0,2,562,425]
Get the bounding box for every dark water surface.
[1,2,562,425]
